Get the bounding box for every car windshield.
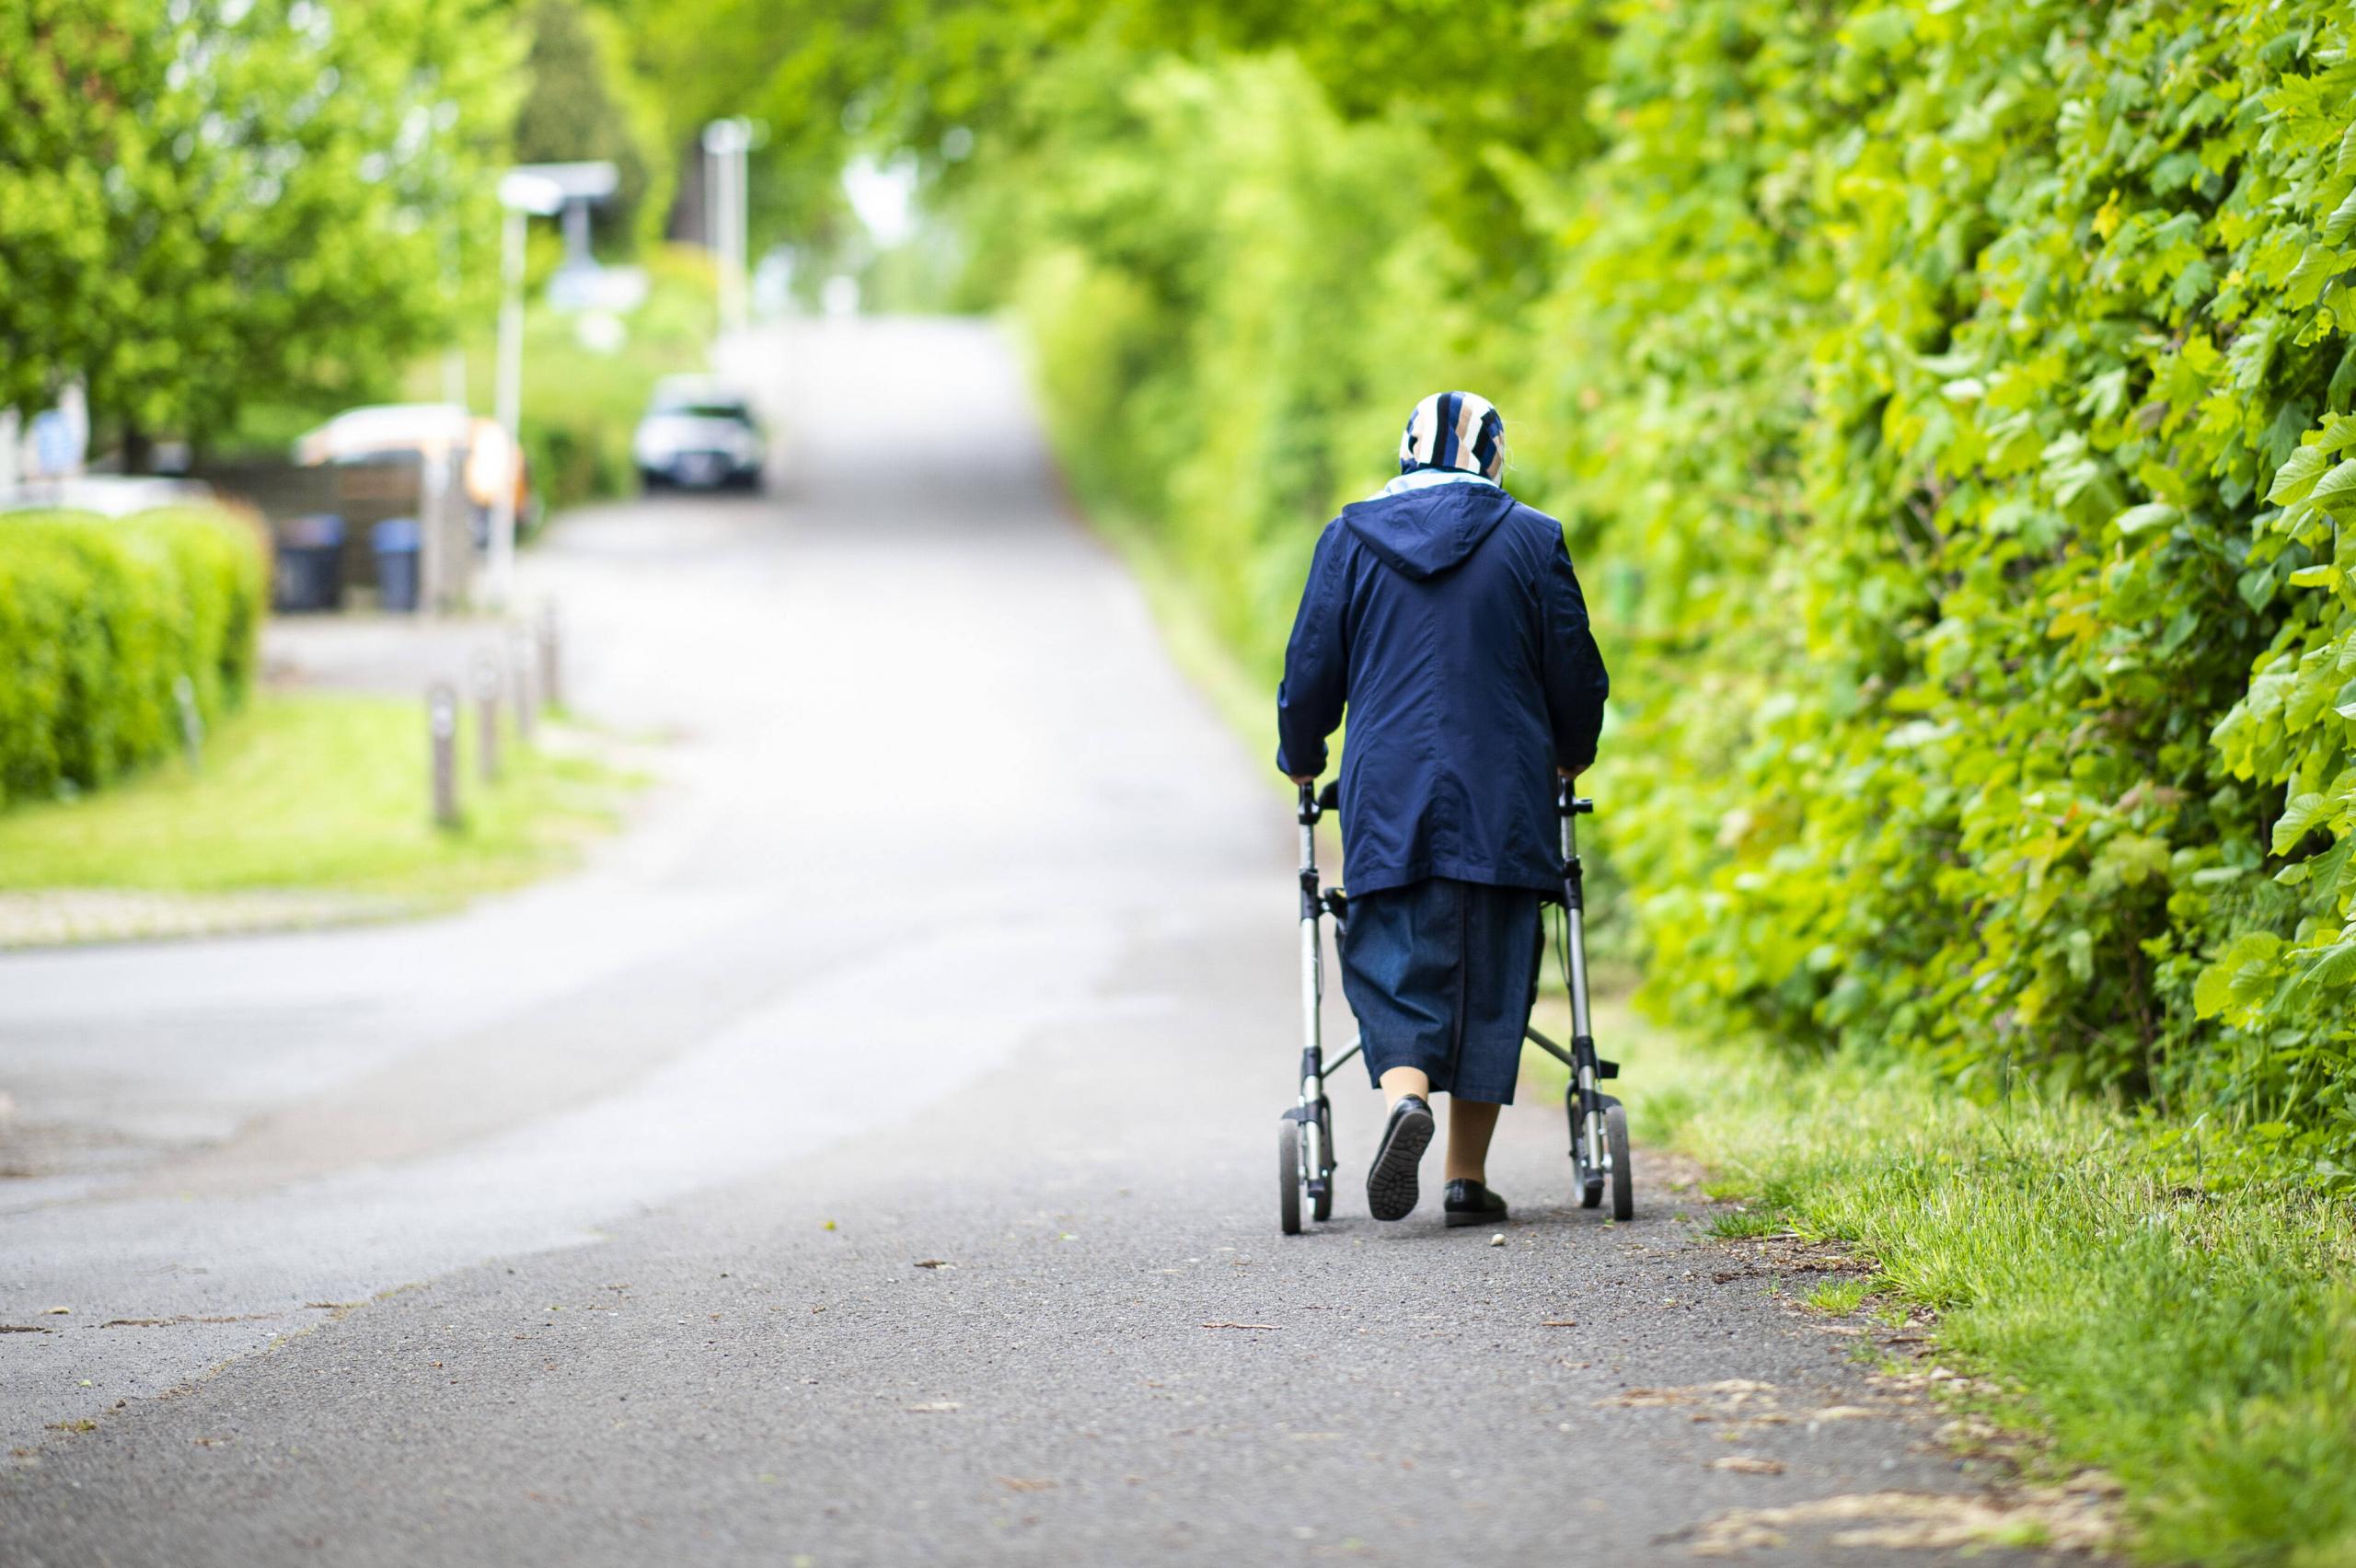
[656,398,751,423]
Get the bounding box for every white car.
[633,378,765,491]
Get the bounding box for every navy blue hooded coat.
[1275,479,1610,898]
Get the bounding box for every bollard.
[474,655,502,784]
[172,674,204,774]
[537,605,562,713]
[510,628,537,747]
[428,682,460,828]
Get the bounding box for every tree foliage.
[0,0,520,456]
[514,0,672,252]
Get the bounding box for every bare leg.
[1378,1066,1430,1107]
[1444,1099,1502,1183]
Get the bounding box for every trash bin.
[272,513,346,612]
[372,518,422,613]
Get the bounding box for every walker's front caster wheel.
[1310,1103,1335,1222]
[1600,1094,1634,1222]
[1278,1117,1303,1235]
[1570,1089,1604,1209]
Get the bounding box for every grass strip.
[1554,1002,2356,1565]
[0,689,641,904]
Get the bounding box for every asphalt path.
[0,318,2050,1565]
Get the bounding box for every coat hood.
[1340,482,1518,581]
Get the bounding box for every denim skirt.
[1337,877,1544,1105]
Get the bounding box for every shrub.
[980,2,2356,1169]
[0,506,267,807]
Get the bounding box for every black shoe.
[1367,1095,1435,1221]
[1443,1179,1509,1228]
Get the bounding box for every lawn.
[0,689,640,903]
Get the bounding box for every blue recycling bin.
[372,517,422,613]
[272,513,346,612]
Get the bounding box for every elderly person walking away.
[1276,391,1610,1226]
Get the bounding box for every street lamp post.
[489,169,563,610]
[702,119,753,335]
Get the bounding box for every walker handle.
[1556,780,1596,817]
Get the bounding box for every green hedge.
[975,3,2356,1169]
[0,507,268,806]
[1532,0,2356,1172]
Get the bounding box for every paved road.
[0,319,2045,1565]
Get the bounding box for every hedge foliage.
[0,508,267,806]
[964,2,2356,1170]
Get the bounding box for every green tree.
[0,0,520,464]
[514,0,671,254]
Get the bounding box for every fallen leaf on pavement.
[1681,1482,2119,1557]
[1201,1321,1280,1331]
[904,1401,962,1413]
[997,1477,1057,1492]
[1710,1456,1785,1475]
[913,1260,953,1270]
[1540,1320,1578,1327]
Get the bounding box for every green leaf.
[2113,502,2179,536]
[2309,457,2356,510]
[2267,444,2331,503]
[2286,941,2356,1005]
[2273,791,2332,854]
[2194,931,2286,1020]
[2325,187,2356,246]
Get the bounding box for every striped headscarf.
[1398,390,1506,479]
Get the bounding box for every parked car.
[633,378,765,491]
[294,404,531,537]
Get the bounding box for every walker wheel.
[1278,1117,1302,1235]
[1602,1097,1634,1222]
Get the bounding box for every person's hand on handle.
[1291,774,1318,787]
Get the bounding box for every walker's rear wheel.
[1603,1098,1634,1222]
[1278,1118,1302,1236]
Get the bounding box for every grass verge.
[1530,992,2356,1566]
[0,689,641,904]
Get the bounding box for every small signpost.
[510,628,537,746]
[429,682,460,828]
[537,605,563,712]
[172,674,204,773]
[473,655,502,784]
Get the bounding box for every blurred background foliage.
[0,0,524,461]
[623,0,2356,1174]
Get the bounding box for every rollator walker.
[1277,779,1632,1233]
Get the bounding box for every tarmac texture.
[0,319,2059,1566]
